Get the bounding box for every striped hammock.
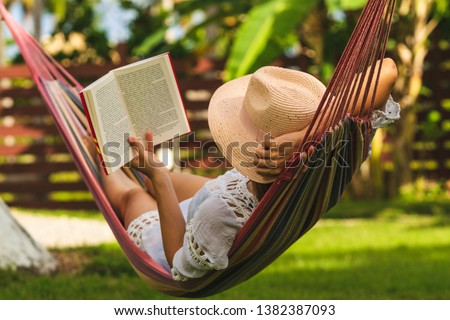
[0,0,396,297]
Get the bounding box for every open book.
[79,53,190,174]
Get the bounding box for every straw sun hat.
[208,66,326,184]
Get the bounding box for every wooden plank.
[0,105,49,117]
[66,64,116,79]
[185,101,211,110]
[178,79,223,91]
[0,162,76,174]
[7,200,98,210]
[0,125,59,137]
[178,140,216,149]
[0,87,40,98]
[0,181,88,193]
[412,149,450,158]
[0,59,226,80]
[188,119,209,131]
[171,58,225,75]
[0,64,31,78]
[0,144,68,156]
[181,157,230,169]
[0,63,115,79]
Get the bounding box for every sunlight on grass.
[222,213,450,299]
[13,207,103,220]
[2,203,450,300]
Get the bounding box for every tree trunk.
[0,198,57,274]
[32,0,43,40]
[387,0,440,197]
[348,0,442,199]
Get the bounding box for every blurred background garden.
[0,0,449,299]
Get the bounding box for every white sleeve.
[371,95,401,129]
[367,96,401,157]
[171,194,243,282]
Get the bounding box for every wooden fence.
[0,58,227,210]
[413,29,450,181]
[0,48,449,210]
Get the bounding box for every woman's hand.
[129,130,185,267]
[128,130,169,178]
[253,129,308,179]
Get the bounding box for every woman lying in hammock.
[85,58,400,281]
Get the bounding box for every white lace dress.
[127,169,258,281]
[127,96,401,281]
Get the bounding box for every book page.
[113,54,190,145]
[87,73,136,173]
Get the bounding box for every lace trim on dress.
[171,267,187,282]
[171,223,216,282]
[185,170,258,266]
[126,211,159,249]
[204,169,259,223]
[171,169,259,281]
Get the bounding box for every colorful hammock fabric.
[0,0,396,297]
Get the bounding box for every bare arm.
[128,131,184,267]
[349,58,398,115]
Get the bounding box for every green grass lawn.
[2,200,450,300]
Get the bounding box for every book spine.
[79,91,109,175]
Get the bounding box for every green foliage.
[45,0,67,20]
[14,207,103,220]
[124,0,257,59]
[121,0,171,57]
[421,110,446,140]
[133,29,166,57]
[1,202,450,299]
[400,178,449,202]
[433,0,450,20]
[223,0,371,81]
[118,0,368,76]
[52,0,100,31]
[325,0,367,12]
[49,0,110,62]
[224,0,319,81]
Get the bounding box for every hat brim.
[208,75,275,184]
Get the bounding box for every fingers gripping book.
[79,53,190,174]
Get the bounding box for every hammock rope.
[0,0,396,297]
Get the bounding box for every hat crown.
[242,66,325,138]
[208,65,326,183]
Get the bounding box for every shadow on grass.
[327,199,450,223]
[212,243,450,300]
[1,242,449,300]
[0,245,170,300]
